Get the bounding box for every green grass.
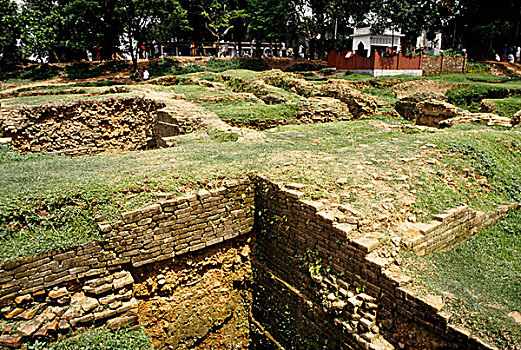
[1,120,520,262]
[28,327,152,350]
[404,210,521,349]
[141,82,237,101]
[2,69,521,262]
[411,126,521,220]
[486,95,521,118]
[429,73,521,88]
[219,69,264,80]
[201,100,298,122]
[361,86,397,104]
[1,92,142,110]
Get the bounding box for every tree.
[18,0,116,62]
[119,0,188,70]
[0,0,21,63]
[369,0,456,54]
[450,0,521,59]
[19,0,64,62]
[196,0,245,56]
[247,0,290,42]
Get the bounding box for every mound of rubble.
[3,97,165,156]
[395,93,513,128]
[262,71,378,118]
[296,97,354,122]
[317,80,378,118]
[392,79,468,99]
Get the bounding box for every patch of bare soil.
[488,62,521,78]
[509,312,521,324]
[134,238,253,349]
[392,79,467,99]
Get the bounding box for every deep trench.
[119,179,465,350]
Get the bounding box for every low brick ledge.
[399,203,519,256]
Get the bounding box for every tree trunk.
[48,48,60,63]
[129,38,137,71]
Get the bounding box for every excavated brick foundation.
[0,176,510,349]
[1,97,203,156]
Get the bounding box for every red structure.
[327,50,423,76]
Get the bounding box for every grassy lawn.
[201,100,298,122]
[486,95,521,117]
[1,92,142,110]
[362,86,398,104]
[143,83,237,101]
[404,210,521,349]
[1,117,520,262]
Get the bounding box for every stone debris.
[439,112,512,128]
[0,271,137,345]
[318,80,378,118]
[396,95,513,128]
[316,271,394,349]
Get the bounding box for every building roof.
[350,27,405,38]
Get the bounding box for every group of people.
[495,46,521,63]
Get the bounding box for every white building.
[416,30,443,55]
[350,27,404,57]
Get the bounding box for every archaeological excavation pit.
[1,96,203,156]
[0,174,511,350]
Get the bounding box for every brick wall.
[252,177,496,350]
[423,54,467,76]
[3,97,165,156]
[0,178,254,347]
[0,176,507,349]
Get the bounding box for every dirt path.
[488,61,521,78]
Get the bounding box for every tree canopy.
[0,0,519,63]
[0,0,21,63]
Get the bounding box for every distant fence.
[327,50,423,72]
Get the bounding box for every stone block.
[351,237,380,253]
[115,298,138,315]
[106,314,138,329]
[113,272,134,290]
[17,314,47,336]
[48,287,69,300]
[83,283,112,296]
[70,313,94,326]
[98,223,112,233]
[58,319,70,330]
[14,294,32,305]
[93,308,118,321]
[0,335,22,348]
